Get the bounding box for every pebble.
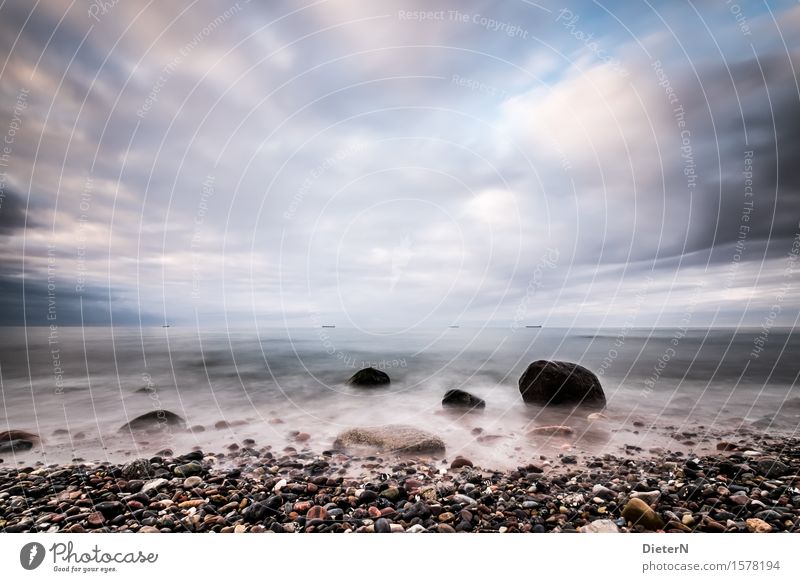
[1,433,798,535]
[746,518,773,533]
[621,498,664,531]
[579,519,620,533]
[183,476,203,488]
[450,457,474,469]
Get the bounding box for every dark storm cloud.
[0,187,30,234]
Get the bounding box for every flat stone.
[183,476,203,488]
[333,425,445,456]
[579,519,619,533]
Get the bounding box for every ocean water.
[1,326,798,468]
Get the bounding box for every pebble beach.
[2,432,798,534]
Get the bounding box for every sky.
[0,0,798,329]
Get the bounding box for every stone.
[138,526,160,533]
[450,457,474,469]
[141,478,168,493]
[728,493,749,506]
[630,490,661,505]
[380,487,401,502]
[621,498,664,531]
[333,425,445,456]
[119,410,186,432]
[518,360,605,408]
[86,512,105,527]
[592,485,617,501]
[442,389,485,410]
[579,519,620,533]
[528,425,574,437]
[746,518,772,533]
[755,458,789,478]
[358,490,379,504]
[307,506,327,520]
[716,441,739,451]
[0,439,34,453]
[121,459,153,480]
[243,496,282,523]
[174,462,202,477]
[347,367,390,387]
[94,501,124,518]
[183,476,202,488]
[374,518,392,533]
[0,429,38,447]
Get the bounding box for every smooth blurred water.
[1,326,798,467]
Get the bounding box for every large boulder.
[0,430,38,453]
[347,367,390,386]
[442,389,485,410]
[333,425,445,456]
[518,360,605,408]
[119,410,186,432]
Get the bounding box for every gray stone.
[580,519,620,533]
[121,458,153,480]
[333,425,445,456]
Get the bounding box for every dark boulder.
[0,430,38,454]
[347,367,390,387]
[119,410,186,432]
[442,389,485,410]
[518,360,605,408]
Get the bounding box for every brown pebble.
[450,457,474,469]
[716,441,738,451]
[746,518,772,533]
[307,506,328,520]
[621,498,664,531]
[528,425,574,437]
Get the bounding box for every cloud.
[0,0,798,327]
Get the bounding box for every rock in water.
[579,519,620,533]
[333,425,445,456]
[0,430,38,453]
[442,389,485,410]
[621,498,664,531]
[527,425,574,437]
[518,360,605,408]
[347,367,390,386]
[0,439,34,453]
[119,410,186,432]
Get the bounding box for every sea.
[1,326,798,468]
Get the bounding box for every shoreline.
[2,435,798,533]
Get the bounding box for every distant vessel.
[321,325,336,328]
[525,325,542,328]
[162,324,171,328]
[448,325,460,328]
